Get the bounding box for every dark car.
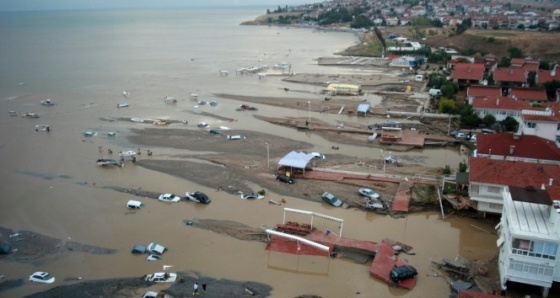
[390,265,418,282]
[131,244,147,254]
[209,129,221,135]
[276,175,294,184]
[185,191,211,204]
[321,192,343,207]
[0,243,16,254]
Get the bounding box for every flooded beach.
[0,7,497,297]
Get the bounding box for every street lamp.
[307,101,311,126]
[265,142,270,168]
[380,149,386,173]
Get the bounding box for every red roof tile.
[547,186,560,200]
[472,96,532,111]
[523,113,557,122]
[510,88,548,101]
[494,67,527,83]
[467,85,501,98]
[469,157,560,187]
[510,58,539,72]
[477,133,560,161]
[536,68,560,84]
[451,63,485,81]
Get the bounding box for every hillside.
[381,26,560,61]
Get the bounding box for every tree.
[543,80,560,100]
[351,15,373,29]
[459,104,481,127]
[481,114,496,127]
[439,98,458,114]
[539,61,551,70]
[501,116,519,131]
[440,82,457,98]
[508,46,524,59]
[498,56,511,67]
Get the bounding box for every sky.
[0,0,316,12]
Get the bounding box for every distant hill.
[381,27,560,61]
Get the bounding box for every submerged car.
[321,192,343,207]
[146,254,162,261]
[185,191,211,204]
[131,244,147,254]
[311,152,326,159]
[390,265,418,282]
[146,242,167,255]
[384,156,398,164]
[276,175,294,184]
[144,272,177,283]
[158,193,181,203]
[29,272,55,284]
[358,188,380,200]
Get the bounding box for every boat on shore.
[96,159,120,166]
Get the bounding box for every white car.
[147,242,167,255]
[158,193,181,203]
[197,121,209,128]
[144,272,177,283]
[358,188,380,199]
[311,152,326,159]
[146,254,162,261]
[29,271,55,284]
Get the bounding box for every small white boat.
[219,126,231,130]
[119,150,136,157]
[9,111,18,116]
[131,118,145,123]
[117,103,129,108]
[22,112,40,118]
[40,99,54,106]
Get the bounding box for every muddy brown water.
[0,88,495,297]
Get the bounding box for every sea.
[0,7,498,298]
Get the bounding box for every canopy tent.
[357,103,370,116]
[278,151,315,169]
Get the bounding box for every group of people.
[193,282,207,295]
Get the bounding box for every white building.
[497,186,560,297]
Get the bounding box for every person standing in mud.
[202,282,207,293]
[193,282,199,295]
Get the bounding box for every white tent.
[277,151,315,169]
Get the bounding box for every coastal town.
[1,0,560,298]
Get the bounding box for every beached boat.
[40,99,54,106]
[96,159,120,166]
[22,112,39,118]
[117,103,129,108]
[119,150,137,157]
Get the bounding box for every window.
[526,122,536,129]
[509,259,554,277]
[511,238,557,260]
[487,186,501,193]
[557,123,560,131]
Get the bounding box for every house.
[509,87,548,104]
[536,65,560,85]
[475,133,560,165]
[474,57,498,73]
[472,96,532,122]
[494,67,528,88]
[468,157,560,214]
[497,186,560,298]
[520,109,560,143]
[451,63,485,89]
[510,58,540,73]
[466,86,502,104]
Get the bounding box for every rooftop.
[476,133,560,161]
[451,63,485,81]
[467,85,501,98]
[494,67,527,83]
[510,88,548,101]
[472,96,532,111]
[469,157,560,188]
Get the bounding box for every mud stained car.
[321,192,343,207]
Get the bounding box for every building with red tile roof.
[476,133,560,164]
[536,65,560,85]
[468,156,560,214]
[466,85,501,104]
[474,57,498,73]
[509,87,548,103]
[510,58,540,72]
[451,63,485,88]
[494,67,527,87]
[472,96,533,121]
[520,109,560,142]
